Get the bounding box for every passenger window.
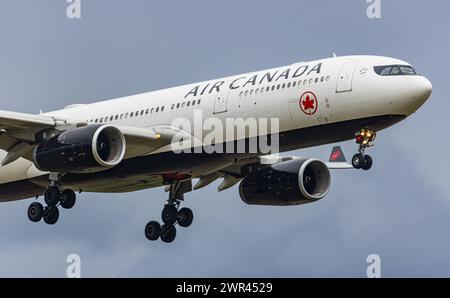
[266,86,270,92]
[287,82,291,88]
[176,103,180,109]
[292,81,297,87]
[120,114,124,119]
[130,112,134,118]
[197,99,201,105]
[161,106,165,111]
[125,113,129,119]
[277,85,280,90]
[282,83,286,89]
[239,91,243,97]
[187,101,191,107]
[110,116,114,121]
[314,78,319,83]
[156,107,160,112]
[146,109,149,114]
[245,90,249,96]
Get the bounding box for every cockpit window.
[380,66,392,76]
[399,65,416,75]
[374,65,417,76]
[391,66,400,75]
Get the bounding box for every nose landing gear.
[352,128,376,171]
[144,180,194,243]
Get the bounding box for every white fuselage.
[0,55,432,195]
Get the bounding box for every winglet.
[329,146,347,162]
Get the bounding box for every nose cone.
[404,76,432,115]
[412,76,432,102]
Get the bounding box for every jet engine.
[239,158,331,206]
[33,125,126,173]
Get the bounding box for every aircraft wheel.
[145,221,162,241]
[362,155,373,171]
[60,189,76,209]
[352,153,364,169]
[44,186,60,206]
[28,202,44,222]
[178,208,193,228]
[43,206,59,225]
[160,225,176,243]
[162,205,178,225]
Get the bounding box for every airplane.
[0,55,432,243]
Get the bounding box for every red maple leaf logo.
[331,151,341,161]
[299,92,318,115]
[302,95,315,111]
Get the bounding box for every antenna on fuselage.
[332,52,337,58]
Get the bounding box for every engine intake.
[239,158,331,206]
[34,125,126,173]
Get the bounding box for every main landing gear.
[27,175,77,225]
[352,128,376,171]
[145,181,194,243]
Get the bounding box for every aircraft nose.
[404,76,432,115]
[412,76,432,104]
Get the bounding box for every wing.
[117,125,184,159]
[0,110,55,130]
[192,146,354,192]
[0,110,58,165]
[0,109,187,166]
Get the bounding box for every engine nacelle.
[33,125,126,173]
[239,158,331,206]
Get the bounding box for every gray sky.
[0,0,449,277]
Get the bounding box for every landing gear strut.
[27,173,77,225]
[352,128,376,171]
[145,180,193,243]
